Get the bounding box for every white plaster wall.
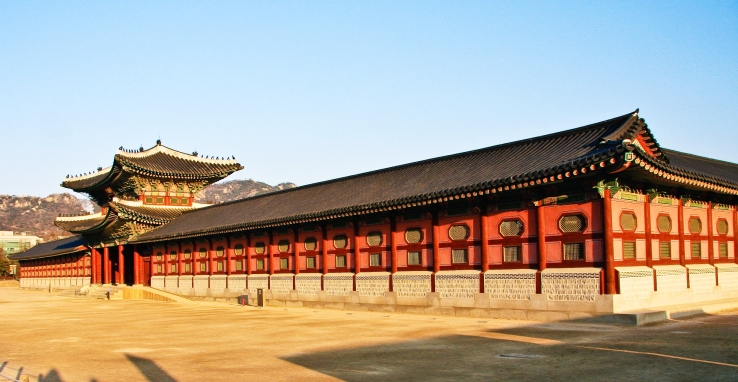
[654,266,687,296]
[484,269,536,301]
[270,274,294,295]
[687,265,716,294]
[356,272,390,297]
[616,266,654,301]
[716,264,738,291]
[151,276,165,290]
[324,273,353,296]
[295,274,321,295]
[164,276,179,293]
[392,272,431,298]
[247,275,269,294]
[193,275,210,296]
[435,271,480,299]
[227,275,247,293]
[210,275,227,293]
[541,268,601,302]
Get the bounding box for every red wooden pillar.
[226,238,233,276]
[321,225,328,290]
[678,198,686,266]
[293,229,300,276]
[192,243,198,277]
[246,235,252,276]
[536,203,547,294]
[603,189,616,294]
[708,201,715,266]
[354,223,361,275]
[480,209,489,293]
[133,244,141,284]
[164,245,170,277]
[432,211,440,292]
[644,196,653,268]
[149,253,155,280]
[268,232,274,276]
[90,248,97,283]
[390,217,398,291]
[734,207,738,265]
[103,247,111,284]
[118,245,124,285]
[177,242,183,277]
[208,239,214,277]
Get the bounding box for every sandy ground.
[1,287,737,381]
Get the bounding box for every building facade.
[0,231,42,255]
[11,110,738,318]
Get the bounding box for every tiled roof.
[61,144,243,191]
[112,202,192,225]
[54,213,114,234]
[8,236,87,261]
[133,111,643,242]
[661,149,738,186]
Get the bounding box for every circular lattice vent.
[405,228,423,244]
[199,249,207,258]
[304,237,317,251]
[689,217,702,234]
[366,231,383,247]
[170,253,177,260]
[216,248,224,257]
[234,245,244,256]
[255,242,266,254]
[448,224,470,241]
[184,250,192,259]
[500,220,523,237]
[559,215,586,233]
[717,220,729,235]
[278,240,290,253]
[333,235,348,249]
[657,215,672,233]
[620,213,637,231]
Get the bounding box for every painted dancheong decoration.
[10,110,738,319]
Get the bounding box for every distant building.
[0,231,42,255]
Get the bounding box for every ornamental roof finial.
[156,139,162,146]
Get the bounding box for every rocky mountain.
[0,194,91,241]
[195,179,296,204]
[0,179,295,241]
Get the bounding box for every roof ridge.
[190,110,638,212]
[117,143,239,165]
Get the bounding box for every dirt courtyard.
[1,288,737,381]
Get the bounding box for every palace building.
[10,110,738,319]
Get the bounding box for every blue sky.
[1,1,736,197]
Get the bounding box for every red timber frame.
[324,223,355,274]
[271,229,295,275]
[297,225,322,274]
[357,218,392,274]
[249,232,269,276]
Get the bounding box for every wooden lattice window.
[156,252,163,261]
[304,237,317,251]
[235,261,242,271]
[278,240,290,253]
[256,259,264,270]
[234,245,244,256]
[559,215,586,233]
[408,251,422,265]
[369,253,381,267]
[691,242,701,258]
[657,215,672,233]
[183,249,192,259]
[366,232,383,247]
[659,241,671,258]
[170,264,177,273]
[335,255,346,268]
[156,197,164,205]
[157,265,162,273]
[719,243,729,258]
[333,235,348,249]
[452,249,468,264]
[200,263,207,272]
[717,220,729,235]
[217,261,224,271]
[623,241,636,259]
[306,257,316,269]
[280,258,289,269]
[170,252,177,261]
[255,242,266,254]
[620,213,637,232]
[689,217,702,234]
[199,249,207,258]
[216,247,224,257]
[500,220,523,237]
[185,263,191,273]
[563,243,584,260]
[503,246,521,262]
[449,225,470,241]
[405,228,423,244]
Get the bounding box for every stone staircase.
[87,285,125,300]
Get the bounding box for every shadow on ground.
[281,315,738,382]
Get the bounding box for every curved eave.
[61,165,121,192]
[54,210,118,234]
[631,152,738,195]
[131,147,625,243]
[113,203,192,226]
